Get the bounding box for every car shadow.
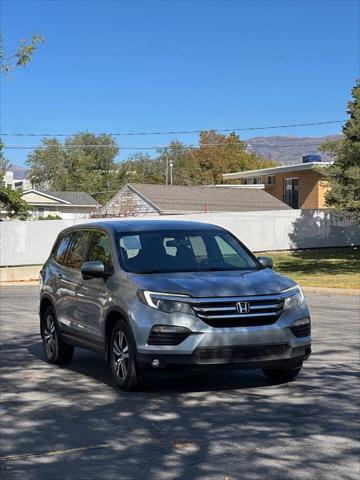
[28,341,282,393]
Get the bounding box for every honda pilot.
[39,220,311,390]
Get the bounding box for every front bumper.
[129,294,312,371]
[137,345,311,372]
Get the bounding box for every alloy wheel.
[112,331,130,381]
[44,314,57,357]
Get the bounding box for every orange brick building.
[223,162,332,209]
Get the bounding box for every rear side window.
[87,231,114,272]
[66,231,90,270]
[53,233,73,266]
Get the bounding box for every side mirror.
[257,256,273,269]
[81,261,109,280]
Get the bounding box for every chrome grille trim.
[193,304,282,313]
[196,312,279,320]
[190,295,284,328]
[187,294,286,304]
[193,306,237,312]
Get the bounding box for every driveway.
[0,286,359,480]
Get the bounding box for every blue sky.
[1,0,359,167]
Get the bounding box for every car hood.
[129,268,295,297]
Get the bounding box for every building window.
[267,175,275,186]
[37,207,45,218]
[283,178,299,209]
[243,176,262,185]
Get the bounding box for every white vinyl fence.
[0,210,359,267]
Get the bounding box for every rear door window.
[53,233,73,266]
[66,231,90,270]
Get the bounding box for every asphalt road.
[0,286,359,480]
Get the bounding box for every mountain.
[246,135,341,165]
[9,165,28,179]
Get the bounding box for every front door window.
[284,178,299,208]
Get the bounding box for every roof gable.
[22,190,70,204]
[22,190,99,206]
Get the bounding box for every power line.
[38,50,357,59]
[4,109,347,117]
[0,119,345,138]
[2,142,329,150]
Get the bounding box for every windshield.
[116,229,258,274]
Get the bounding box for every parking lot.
[0,285,359,480]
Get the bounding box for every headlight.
[137,290,194,315]
[283,285,305,310]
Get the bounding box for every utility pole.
[165,153,169,186]
[169,160,174,186]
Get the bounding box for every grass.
[264,247,360,289]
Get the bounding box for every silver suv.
[40,220,311,390]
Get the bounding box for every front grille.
[194,344,289,362]
[291,323,311,338]
[148,331,190,346]
[191,296,284,328]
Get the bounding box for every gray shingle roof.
[39,191,99,206]
[128,183,290,213]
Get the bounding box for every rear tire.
[42,306,74,365]
[262,366,302,382]
[109,319,140,391]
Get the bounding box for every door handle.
[57,273,63,280]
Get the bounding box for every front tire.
[262,366,302,382]
[110,320,140,391]
[42,306,74,365]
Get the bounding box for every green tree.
[0,33,45,73]
[0,139,10,175]
[157,141,198,185]
[115,152,165,186]
[320,79,360,221]
[26,138,66,189]
[0,187,31,220]
[190,131,275,184]
[27,133,120,204]
[0,139,31,219]
[152,133,276,186]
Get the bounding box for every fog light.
[290,317,311,338]
[152,358,160,368]
[148,325,191,345]
[292,317,310,327]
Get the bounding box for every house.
[101,183,290,216]
[1,171,14,188]
[21,190,99,219]
[222,159,333,209]
[1,170,32,191]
